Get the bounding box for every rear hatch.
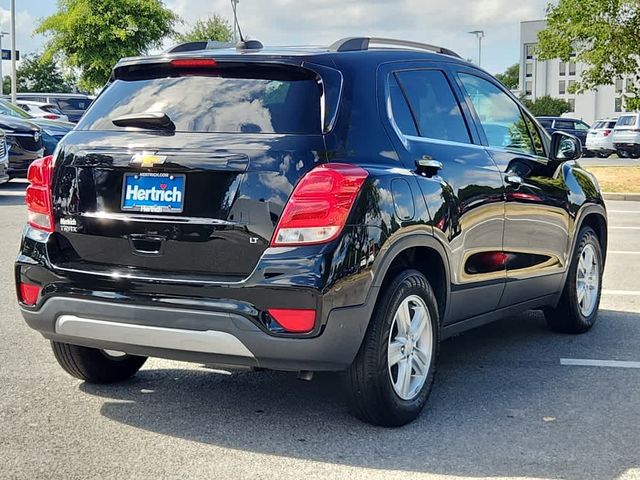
[51,58,337,280]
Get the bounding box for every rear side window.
[388,74,418,136]
[393,69,470,144]
[617,115,638,127]
[538,118,552,128]
[78,66,322,134]
[606,121,617,129]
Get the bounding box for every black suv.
[16,37,607,427]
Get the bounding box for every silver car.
[612,113,640,158]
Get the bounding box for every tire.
[545,227,603,334]
[596,151,610,159]
[617,149,629,158]
[51,341,147,384]
[345,270,439,427]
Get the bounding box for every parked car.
[16,100,70,122]
[585,118,618,158]
[612,112,640,158]
[0,130,9,185]
[15,37,607,427]
[0,113,43,178]
[537,116,592,156]
[0,99,73,156]
[13,93,92,123]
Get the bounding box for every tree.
[537,0,640,109]
[175,14,233,43]
[10,54,75,93]
[495,63,519,90]
[36,0,178,91]
[521,95,572,117]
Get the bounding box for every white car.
[585,118,617,158]
[612,112,640,158]
[15,100,69,122]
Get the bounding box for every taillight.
[271,163,368,246]
[43,114,59,120]
[267,308,316,333]
[19,282,41,306]
[170,58,217,68]
[25,155,54,232]
[603,130,611,137]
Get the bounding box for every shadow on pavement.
[0,180,27,206]
[79,309,640,480]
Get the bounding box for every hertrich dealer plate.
[121,172,185,213]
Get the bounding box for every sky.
[0,0,551,76]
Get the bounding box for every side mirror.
[550,131,582,161]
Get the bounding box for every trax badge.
[130,152,167,168]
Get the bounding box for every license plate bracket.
[121,172,185,213]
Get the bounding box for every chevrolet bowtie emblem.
[130,152,166,168]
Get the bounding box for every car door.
[379,62,506,324]
[453,70,571,307]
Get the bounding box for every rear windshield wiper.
[112,112,176,132]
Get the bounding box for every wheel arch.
[370,233,451,324]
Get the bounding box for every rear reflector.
[170,58,217,68]
[271,163,368,246]
[267,308,316,333]
[19,282,41,306]
[26,155,54,232]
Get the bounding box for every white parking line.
[608,210,640,214]
[602,289,640,296]
[609,227,640,230]
[561,358,640,369]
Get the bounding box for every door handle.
[415,156,443,174]
[505,174,523,185]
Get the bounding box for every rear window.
[77,66,322,134]
[53,98,91,111]
[605,121,617,129]
[616,115,638,127]
[592,121,603,129]
[554,120,575,129]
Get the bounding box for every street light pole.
[0,31,8,96]
[10,0,16,103]
[468,30,485,67]
[231,0,240,44]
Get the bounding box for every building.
[519,19,630,125]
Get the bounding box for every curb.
[603,192,640,202]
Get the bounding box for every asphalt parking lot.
[1,180,639,480]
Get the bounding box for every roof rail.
[328,37,462,58]
[165,40,234,54]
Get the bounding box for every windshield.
[0,99,33,119]
[77,66,322,134]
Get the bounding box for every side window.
[388,74,418,137]
[538,118,552,128]
[523,115,545,157]
[575,121,590,131]
[458,73,535,155]
[394,70,471,144]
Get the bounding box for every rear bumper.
[16,224,382,371]
[21,295,374,371]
